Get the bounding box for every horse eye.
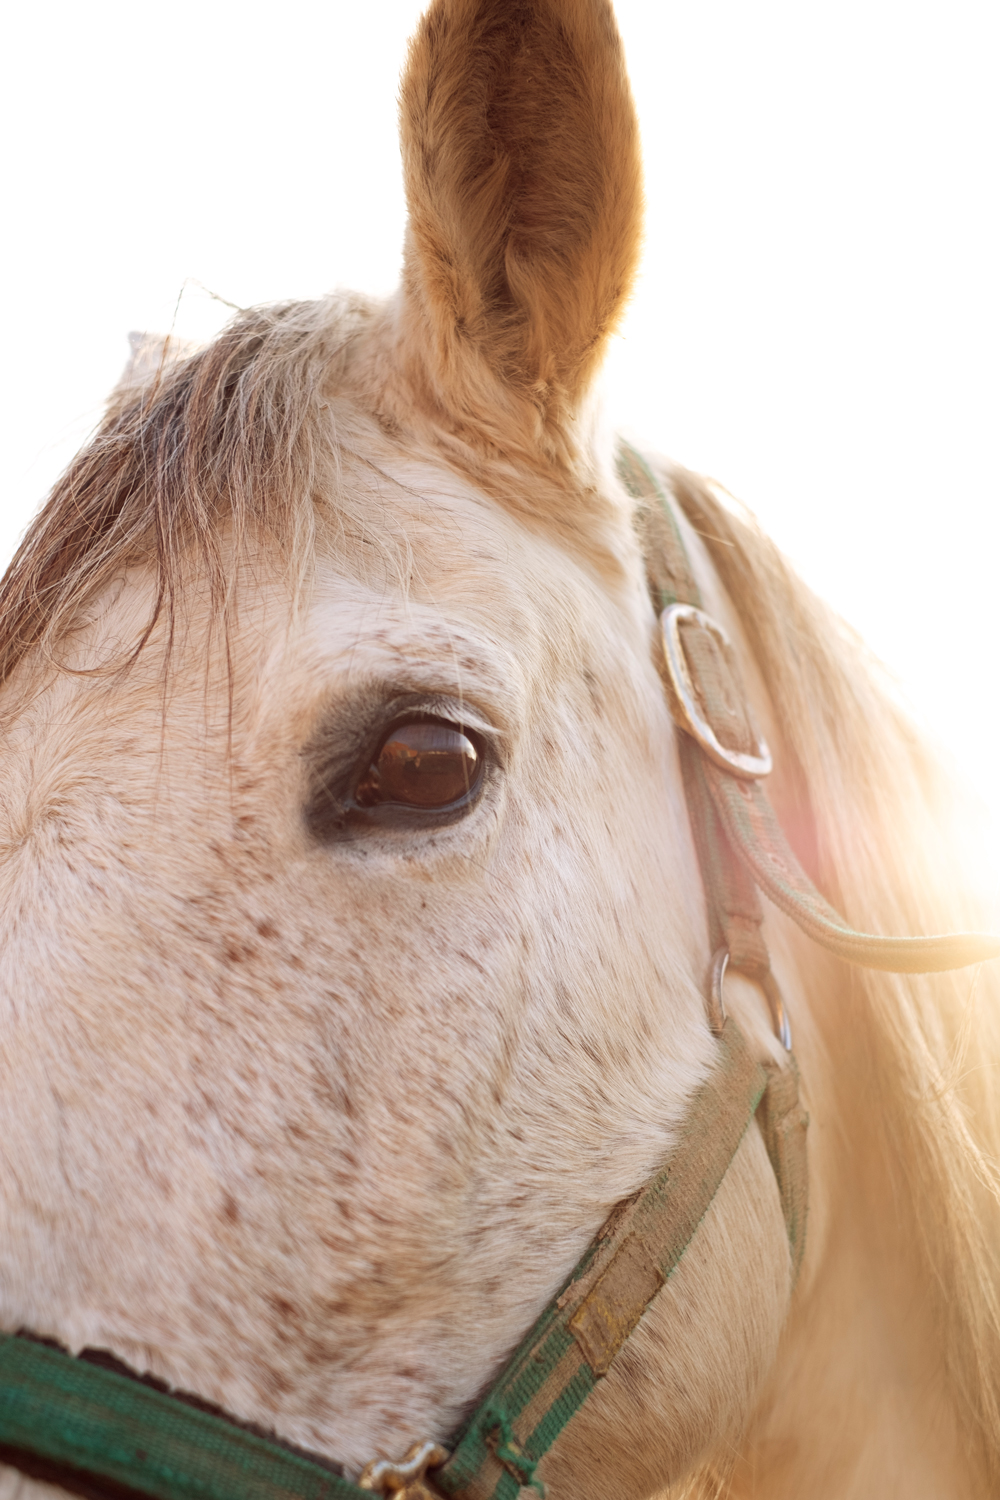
[354,720,482,810]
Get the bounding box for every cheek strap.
[433,1015,799,1500]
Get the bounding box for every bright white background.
[3,1,999,895]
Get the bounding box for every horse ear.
[397,0,642,457]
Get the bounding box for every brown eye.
[355,720,482,810]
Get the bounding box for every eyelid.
[416,704,502,736]
[389,697,506,752]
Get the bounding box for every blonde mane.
[667,468,1000,1488]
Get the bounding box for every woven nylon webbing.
[625,444,774,983]
[434,1018,768,1500]
[705,764,1000,972]
[621,445,702,613]
[755,1056,809,1278]
[0,1336,368,1500]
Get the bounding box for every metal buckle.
[359,1441,448,1500]
[660,604,772,779]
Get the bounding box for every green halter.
[1,448,995,1500]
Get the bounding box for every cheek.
[537,1123,791,1499]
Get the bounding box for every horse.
[1,2,999,1497]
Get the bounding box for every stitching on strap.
[486,1416,545,1497]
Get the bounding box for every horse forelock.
[0,281,638,722]
[0,294,367,700]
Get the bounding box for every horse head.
[2,4,998,1498]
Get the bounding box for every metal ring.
[707,948,728,1035]
[709,950,792,1050]
[661,604,772,779]
[761,971,793,1051]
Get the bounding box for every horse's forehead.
[301,571,530,734]
[306,458,626,702]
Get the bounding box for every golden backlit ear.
[398,0,643,447]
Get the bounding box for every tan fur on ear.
[395,0,642,465]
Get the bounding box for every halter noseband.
[1,447,996,1500]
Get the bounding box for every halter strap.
[706,767,1000,971]
[0,1334,367,1500]
[434,1018,772,1500]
